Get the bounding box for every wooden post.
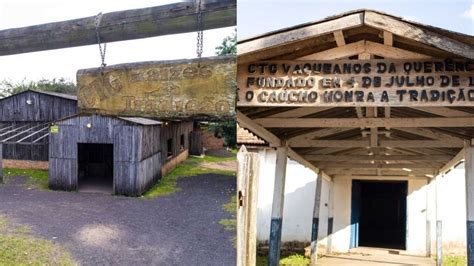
[237,146,260,266]
[465,144,474,266]
[436,221,442,266]
[310,174,323,265]
[327,178,334,254]
[435,173,442,266]
[268,146,288,266]
[426,178,431,258]
[0,0,236,56]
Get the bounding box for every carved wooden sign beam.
[238,59,474,107]
[78,56,236,120]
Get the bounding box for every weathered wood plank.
[78,56,236,120]
[364,11,474,59]
[0,0,236,56]
[238,13,364,56]
[288,139,463,148]
[304,154,451,161]
[255,117,474,128]
[238,58,474,107]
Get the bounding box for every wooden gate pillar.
[268,146,288,266]
[310,174,323,265]
[465,144,474,266]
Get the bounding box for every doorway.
[77,143,113,193]
[351,180,407,249]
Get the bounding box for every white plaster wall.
[255,148,467,255]
[432,163,467,255]
[256,148,329,243]
[406,179,428,255]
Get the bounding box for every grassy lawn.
[2,168,49,190]
[143,155,236,198]
[442,255,467,266]
[0,215,75,265]
[257,254,310,266]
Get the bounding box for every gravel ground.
[0,174,236,265]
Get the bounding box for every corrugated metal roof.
[0,89,77,101]
[118,116,162,125]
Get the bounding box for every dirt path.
[0,174,236,265]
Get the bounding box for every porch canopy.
[236,9,474,266]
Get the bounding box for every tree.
[0,78,77,98]
[209,30,237,148]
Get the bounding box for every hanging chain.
[196,0,204,59]
[95,12,107,69]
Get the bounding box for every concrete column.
[310,174,323,265]
[268,146,288,266]
[327,178,334,254]
[465,145,474,266]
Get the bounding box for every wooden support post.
[326,179,334,254]
[268,146,288,266]
[426,178,431,258]
[465,144,474,266]
[237,146,260,266]
[436,221,442,266]
[310,174,323,265]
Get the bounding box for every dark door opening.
[352,180,407,249]
[78,143,113,193]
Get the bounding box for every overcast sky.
[0,0,235,83]
[238,0,474,39]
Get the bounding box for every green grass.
[187,154,236,163]
[0,216,75,265]
[257,254,310,266]
[443,255,467,266]
[219,195,237,246]
[3,168,49,190]
[143,157,235,198]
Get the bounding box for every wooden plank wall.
[160,121,194,165]
[49,114,194,196]
[0,91,77,161]
[0,91,76,122]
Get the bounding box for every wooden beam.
[304,155,452,162]
[319,163,442,169]
[364,11,474,59]
[325,168,438,176]
[383,31,393,46]
[410,107,474,117]
[334,175,429,180]
[297,40,365,60]
[238,12,364,56]
[365,41,431,59]
[237,111,281,146]
[289,139,463,148]
[0,0,236,56]
[288,128,353,142]
[395,127,465,143]
[255,117,474,128]
[267,107,332,118]
[439,147,465,174]
[333,30,346,46]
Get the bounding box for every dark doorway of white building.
[78,143,114,194]
[351,180,407,250]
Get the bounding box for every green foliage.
[207,120,237,148]
[3,168,49,190]
[0,216,75,265]
[143,157,235,198]
[0,78,77,98]
[443,255,467,266]
[257,254,310,266]
[215,29,236,56]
